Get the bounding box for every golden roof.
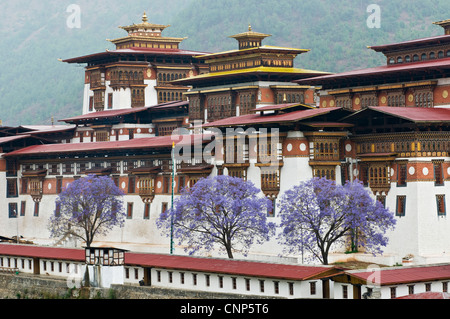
[119,12,170,33]
[229,24,272,40]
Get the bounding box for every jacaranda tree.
[49,174,126,248]
[277,177,396,265]
[157,175,276,259]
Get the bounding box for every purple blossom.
[49,174,125,247]
[156,175,276,258]
[277,178,396,265]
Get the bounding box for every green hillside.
[1,0,450,126]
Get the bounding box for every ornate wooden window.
[414,91,433,108]
[360,164,369,186]
[368,164,390,193]
[224,138,248,165]
[227,167,247,180]
[90,70,105,89]
[93,90,105,111]
[258,139,280,164]
[6,178,18,198]
[360,94,377,109]
[312,140,339,161]
[63,163,74,175]
[96,130,110,142]
[131,88,145,107]
[335,96,352,110]
[189,97,203,121]
[260,166,280,198]
[239,93,256,116]
[313,167,336,180]
[110,68,144,88]
[387,92,405,107]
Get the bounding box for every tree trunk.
[225,244,234,259]
[83,265,90,288]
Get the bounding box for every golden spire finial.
[142,12,148,23]
[248,24,252,32]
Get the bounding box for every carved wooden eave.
[22,169,47,202]
[82,167,113,176]
[177,164,214,175]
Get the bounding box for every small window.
[128,176,136,194]
[397,57,403,63]
[259,280,265,293]
[8,203,18,218]
[180,272,185,284]
[421,53,427,61]
[310,282,317,295]
[434,162,444,186]
[429,52,435,59]
[436,195,446,216]
[245,278,251,291]
[274,281,279,294]
[413,54,419,62]
[143,203,150,219]
[7,179,18,198]
[397,163,407,187]
[288,282,294,296]
[405,55,411,62]
[390,287,397,299]
[438,51,444,58]
[408,285,414,295]
[34,202,40,217]
[342,285,348,299]
[396,196,406,217]
[127,203,133,219]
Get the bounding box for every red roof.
[251,103,313,112]
[61,101,189,123]
[0,244,84,261]
[345,264,450,286]
[366,106,450,123]
[296,57,450,86]
[396,292,450,299]
[4,134,211,158]
[63,48,210,64]
[61,107,149,123]
[203,107,343,127]
[0,244,335,281]
[0,135,31,144]
[369,35,450,53]
[125,252,334,281]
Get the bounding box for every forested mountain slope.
[1,0,449,125]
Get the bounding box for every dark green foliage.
[1,0,449,126]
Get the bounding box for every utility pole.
[170,142,176,254]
